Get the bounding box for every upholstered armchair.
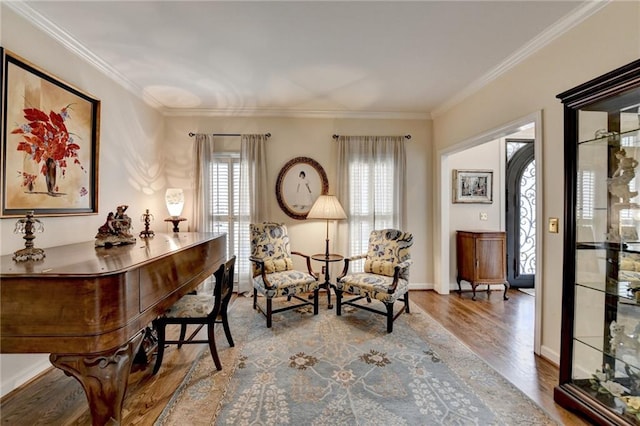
[336,229,413,333]
[249,222,320,327]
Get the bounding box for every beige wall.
[1,0,638,401]
[448,139,503,287]
[162,115,432,285]
[0,6,166,396]
[432,1,640,363]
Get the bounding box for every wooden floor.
[1,289,590,425]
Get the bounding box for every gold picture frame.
[1,48,101,217]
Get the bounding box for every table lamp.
[307,195,347,258]
[164,188,186,232]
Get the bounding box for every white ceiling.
[8,1,599,118]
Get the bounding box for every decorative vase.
[45,158,56,194]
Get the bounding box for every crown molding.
[161,107,430,120]
[8,0,606,121]
[431,0,611,118]
[7,1,429,120]
[5,1,165,109]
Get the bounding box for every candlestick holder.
[13,210,46,262]
[140,209,155,238]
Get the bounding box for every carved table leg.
[50,332,144,426]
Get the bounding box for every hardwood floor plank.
[1,290,590,425]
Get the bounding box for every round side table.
[311,253,344,309]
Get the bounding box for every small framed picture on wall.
[453,169,493,204]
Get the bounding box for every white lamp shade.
[307,195,347,220]
[165,188,185,217]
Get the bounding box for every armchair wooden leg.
[266,298,273,328]
[404,292,410,313]
[336,290,342,316]
[253,289,258,310]
[386,302,394,333]
[152,321,166,375]
[207,323,222,371]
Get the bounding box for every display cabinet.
[556,59,640,425]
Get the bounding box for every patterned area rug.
[155,296,557,425]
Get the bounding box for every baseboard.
[540,345,560,367]
[409,282,432,290]
[0,356,51,399]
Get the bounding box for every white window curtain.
[336,135,407,261]
[192,134,216,292]
[192,133,268,294]
[239,134,269,293]
[193,133,215,232]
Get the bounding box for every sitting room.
[1,1,639,425]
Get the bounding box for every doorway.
[506,140,535,289]
[437,111,543,354]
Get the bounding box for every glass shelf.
[575,281,640,302]
[578,128,640,146]
[573,336,640,372]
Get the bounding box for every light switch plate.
[549,217,559,233]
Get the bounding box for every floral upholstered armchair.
[336,229,413,333]
[249,222,319,327]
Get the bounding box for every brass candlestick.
[140,209,155,238]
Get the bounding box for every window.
[348,159,395,258]
[338,135,406,266]
[209,153,249,286]
[577,170,594,220]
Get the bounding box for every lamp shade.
[307,195,347,220]
[165,188,185,217]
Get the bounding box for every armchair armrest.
[395,259,413,271]
[291,251,318,279]
[249,255,274,289]
[337,254,366,280]
[389,259,413,293]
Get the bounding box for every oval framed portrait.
[276,157,328,220]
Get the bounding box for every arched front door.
[506,140,535,288]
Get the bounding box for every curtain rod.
[188,132,271,138]
[332,134,411,140]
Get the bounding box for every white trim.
[540,345,560,367]
[7,1,606,120]
[432,1,610,117]
[5,1,429,120]
[437,111,544,355]
[0,357,51,398]
[162,108,430,120]
[4,1,165,110]
[409,283,432,291]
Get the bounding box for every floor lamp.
[307,195,347,258]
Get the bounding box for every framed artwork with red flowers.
[1,48,100,217]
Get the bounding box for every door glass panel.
[519,160,536,274]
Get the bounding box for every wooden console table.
[0,232,226,425]
[455,230,509,300]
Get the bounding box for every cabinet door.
[476,235,506,282]
[456,232,476,281]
